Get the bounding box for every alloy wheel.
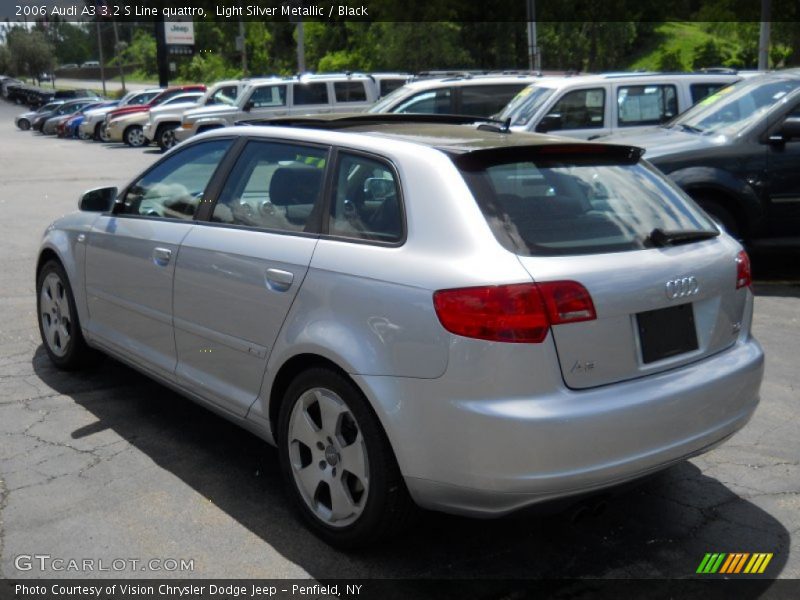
[39,272,72,358]
[287,387,369,528]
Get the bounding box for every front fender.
[38,213,100,335]
[667,166,764,228]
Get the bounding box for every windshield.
[497,85,555,127]
[39,103,61,112]
[457,155,716,256]
[672,77,800,136]
[368,84,415,113]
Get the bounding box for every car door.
[389,87,455,114]
[535,86,610,139]
[246,83,289,119]
[765,100,800,238]
[614,82,678,133]
[172,139,328,416]
[332,80,372,112]
[289,81,332,115]
[83,139,234,379]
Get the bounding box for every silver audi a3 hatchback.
[36,114,764,547]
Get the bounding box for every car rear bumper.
[354,335,764,517]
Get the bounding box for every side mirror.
[79,186,117,212]
[778,116,800,141]
[536,113,562,133]
[243,99,254,112]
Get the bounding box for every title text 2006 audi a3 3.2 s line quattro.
[36,114,764,548]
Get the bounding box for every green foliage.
[6,26,55,80]
[180,52,240,83]
[657,49,686,72]
[0,44,11,74]
[114,29,156,75]
[41,19,92,66]
[692,40,727,69]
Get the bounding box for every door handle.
[152,247,172,266]
[265,268,294,291]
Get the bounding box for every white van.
[498,72,742,139]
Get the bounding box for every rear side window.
[546,88,605,130]
[459,84,528,117]
[457,154,716,256]
[380,79,405,97]
[617,85,678,126]
[329,153,403,243]
[249,85,287,108]
[334,81,367,103]
[690,82,727,104]
[393,88,452,114]
[212,141,327,233]
[294,83,329,105]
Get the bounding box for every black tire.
[156,124,177,151]
[277,367,416,549]
[93,122,104,141]
[36,260,97,370]
[18,119,30,131]
[123,125,145,147]
[695,197,740,238]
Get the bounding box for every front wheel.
[157,125,177,151]
[18,119,30,131]
[277,368,416,548]
[123,125,145,147]
[37,260,97,370]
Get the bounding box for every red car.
[104,84,206,122]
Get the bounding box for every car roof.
[397,75,553,91]
[213,114,642,158]
[525,71,744,90]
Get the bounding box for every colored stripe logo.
[696,553,773,574]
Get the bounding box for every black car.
[604,70,800,248]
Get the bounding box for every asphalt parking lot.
[0,99,798,587]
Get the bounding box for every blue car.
[65,101,118,139]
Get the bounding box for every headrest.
[269,166,323,206]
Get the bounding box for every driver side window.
[119,139,232,219]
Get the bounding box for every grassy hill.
[627,22,741,71]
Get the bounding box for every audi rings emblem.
[665,276,700,300]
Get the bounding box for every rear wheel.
[18,119,30,131]
[123,125,145,147]
[99,123,111,142]
[695,196,740,238]
[36,260,97,370]
[277,368,416,548]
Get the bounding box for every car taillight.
[736,250,752,289]
[433,281,596,343]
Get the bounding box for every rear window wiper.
[646,228,720,247]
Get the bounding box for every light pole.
[758,0,771,71]
[526,0,541,73]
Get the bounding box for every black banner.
[2,579,800,600]
[1,0,800,22]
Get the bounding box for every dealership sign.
[164,21,195,45]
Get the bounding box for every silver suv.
[36,115,764,548]
[174,74,380,144]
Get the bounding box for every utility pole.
[111,18,126,93]
[296,20,305,73]
[526,0,541,73]
[95,20,107,96]
[238,20,247,76]
[154,17,169,87]
[758,0,771,71]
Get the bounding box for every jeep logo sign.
[164,21,195,45]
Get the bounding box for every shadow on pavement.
[31,345,790,597]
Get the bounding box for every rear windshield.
[457,154,717,256]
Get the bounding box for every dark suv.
[604,70,800,248]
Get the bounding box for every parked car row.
[9,68,800,249]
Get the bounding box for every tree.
[692,40,727,69]
[0,44,11,74]
[657,49,686,72]
[6,27,55,81]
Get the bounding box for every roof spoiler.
[452,143,645,169]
